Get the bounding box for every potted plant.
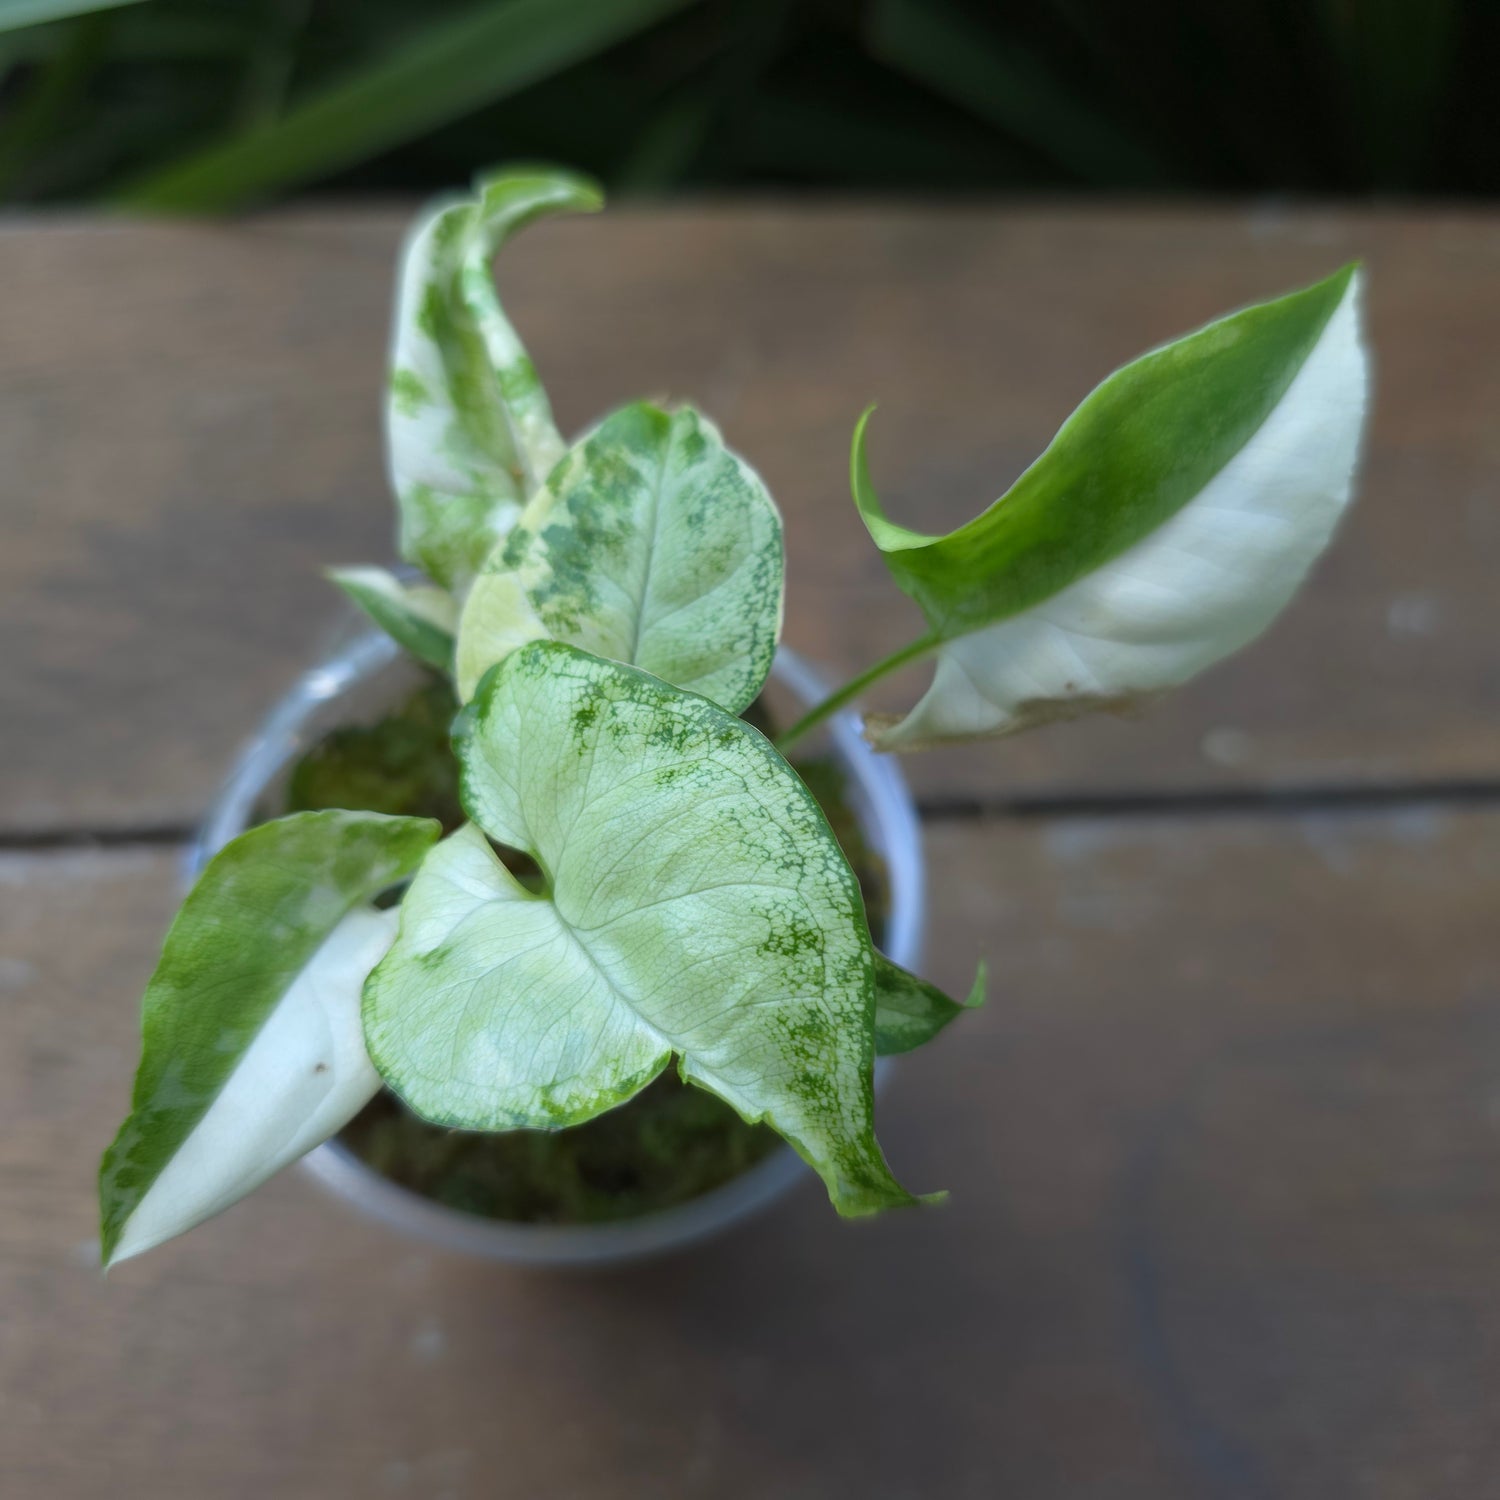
[99,166,1368,1269]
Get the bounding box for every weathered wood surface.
[5,811,1500,1499]
[4,207,1498,1498]
[4,207,1499,833]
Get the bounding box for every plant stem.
[774,633,938,754]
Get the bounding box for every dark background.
[0,0,1489,210]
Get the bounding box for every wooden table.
[4,205,1499,1499]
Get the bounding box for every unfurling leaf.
[364,641,918,1216]
[874,955,986,1056]
[98,811,440,1267]
[388,166,602,591]
[856,266,1368,749]
[456,403,784,711]
[328,566,457,671]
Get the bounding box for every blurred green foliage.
[0,0,1486,207]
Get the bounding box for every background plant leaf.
[0,0,1481,204]
[866,0,1171,186]
[111,0,696,210]
[0,0,145,35]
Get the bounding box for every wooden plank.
[6,809,1500,1497]
[4,207,1499,833]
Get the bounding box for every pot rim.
[192,632,926,1267]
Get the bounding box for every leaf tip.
[1332,257,1363,289]
[849,404,883,527]
[472,162,605,219]
[964,959,988,1010]
[848,406,938,559]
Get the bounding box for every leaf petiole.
[773,632,939,754]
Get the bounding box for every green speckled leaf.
[364,641,917,1217]
[874,955,985,1056]
[328,566,457,670]
[856,267,1368,748]
[388,166,602,590]
[455,403,784,712]
[98,811,440,1266]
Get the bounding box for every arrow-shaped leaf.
[456,401,784,711]
[874,954,986,1056]
[328,566,457,671]
[856,266,1368,748]
[364,641,918,1216]
[388,165,602,591]
[98,810,440,1266]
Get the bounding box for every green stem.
[774,634,938,754]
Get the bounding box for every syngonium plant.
[99,166,1369,1266]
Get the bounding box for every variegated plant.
[100,166,1368,1266]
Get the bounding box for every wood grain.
[3,208,1499,833]
[7,809,1500,1498]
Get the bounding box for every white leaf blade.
[99,811,439,1265]
[367,642,916,1216]
[106,908,394,1267]
[365,825,672,1129]
[387,197,522,589]
[454,571,548,700]
[869,271,1367,749]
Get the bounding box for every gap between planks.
[5,776,1500,852]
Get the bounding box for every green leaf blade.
[111,0,694,212]
[874,955,985,1057]
[366,642,915,1216]
[859,267,1368,749]
[99,810,440,1266]
[456,402,784,713]
[328,566,456,671]
[0,0,144,32]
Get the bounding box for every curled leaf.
[388,165,602,591]
[856,267,1368,748]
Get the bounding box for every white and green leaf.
[328,566,458,671]
[387,165,602,591]
[98,811,440,1267]
[855,266,1368,749]
[874,955,986,1056]
[364,641,917,1216]
[456,402,784,712]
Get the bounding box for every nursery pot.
[191,625,927,1267]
